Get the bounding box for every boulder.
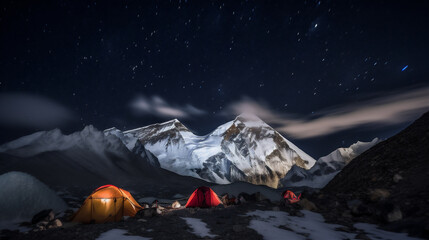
[298,198,318,211]
[31,209,55,224]
[369,189,390,202]
[49,219,63,228]
[171,201,181,209]
[393,174,403,183]
[386,206,402,222]
[151,200,159,208]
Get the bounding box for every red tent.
[282,190,301,204]
[185,186,222,208]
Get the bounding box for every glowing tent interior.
[185,186,222,208]
[72,185,143,223]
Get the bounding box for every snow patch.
[181,217,217,238]
[354,223,423,240]
[96,229,150,240]
[0,171,67,222]
[245,210,355,240]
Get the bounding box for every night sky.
[1,0,428,158]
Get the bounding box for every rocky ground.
[319,111,429,239]
[1,196,424,240]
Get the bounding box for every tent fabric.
[185,186,222,208]
[282,190,301,204]
[72,185,143,223]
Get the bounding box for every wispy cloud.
[222,86,429,139]
[130,95,207,119]
[0,93,74,129]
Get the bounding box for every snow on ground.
[245,210,355,240]
[0,171,67,223]
[181,217,217,238]
[211,182,281,202]
[96,229,151,240]
[245,210,424,240]
[354,223,422,240]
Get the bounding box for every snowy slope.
[0,171,67,222]
[105,114,316,188]
[281,138,380,188]
[0,126,208,195]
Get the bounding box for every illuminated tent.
[282,190,301,204]
[72,185,143,223]
[185,186,222,208]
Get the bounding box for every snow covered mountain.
[0,125,207,195]
[281,138,380,188]
[104,114,316,188]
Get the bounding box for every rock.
[33,225,45,232]
[347,199,364,216]
[142,203,150,209]
[393,174,403,183]
[151,200,159,208]
[221,194,229,205]
[36,221,49,227]
[48,219,62,229]
[137,219,147,222]
[171,201,181,209]
[31,209,55,224]
[386,206,402,222]
[232,225,246,232]
[369,189,390,202]
[272,206,280,211]
[135,208,160,218]
[298,198,318,211]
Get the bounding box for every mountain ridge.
[105,114,316,188]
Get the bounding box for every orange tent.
[185,186,222,208]
[72,185,143,223]
[282,190,301,204]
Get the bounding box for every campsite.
[1,0,429,239]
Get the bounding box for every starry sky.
[1,0,429,158]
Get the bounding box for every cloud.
[130,95,207,119]
[222,86,429,139]
[0,93,74,129]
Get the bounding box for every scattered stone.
[369,189,390,202]
[142,203,150,208]
[386,206,402,222]
[36,221,49,227]
[393,174,403,183]
[31,209,55,224]
[171,200,181,209]
[151,200,159,208]
[135,208,161,218]
[298,198,318,211]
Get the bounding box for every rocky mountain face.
[105,114,316,188]
[281,138,380,188]
[320,111,429,238]
[0,125,207,195]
